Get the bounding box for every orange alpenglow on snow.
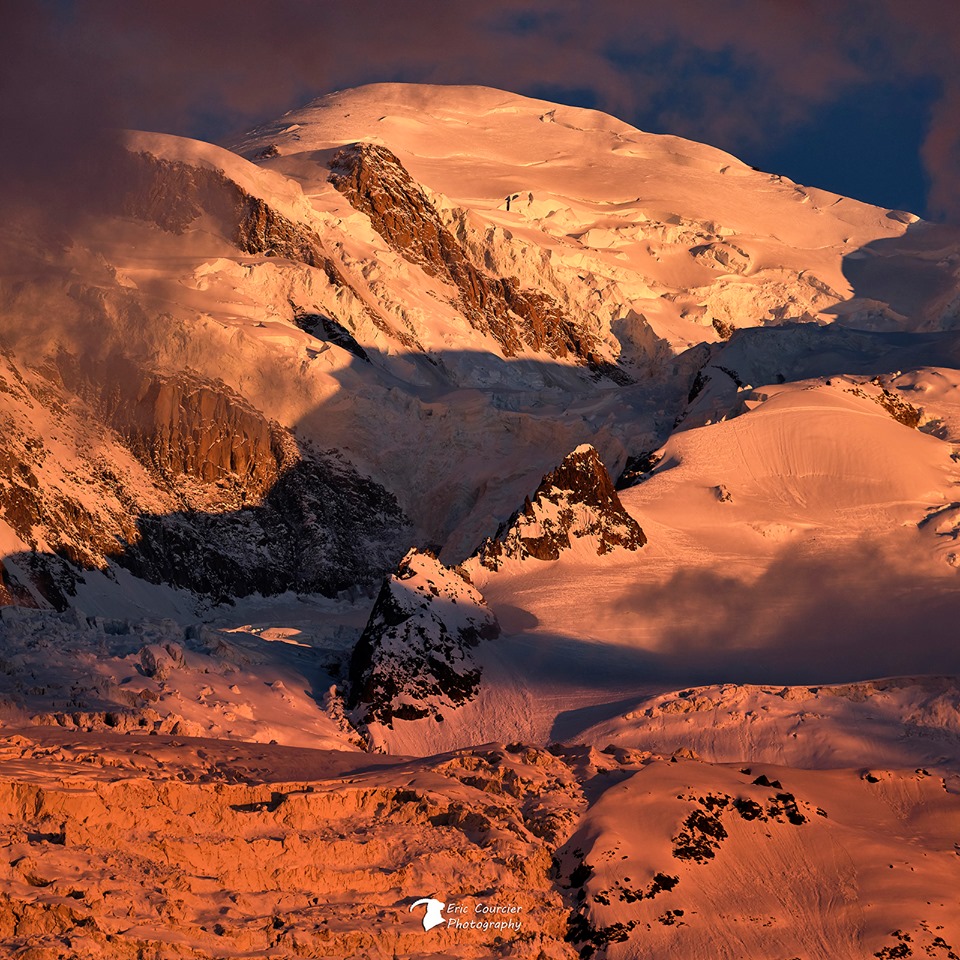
[0,83,959,957]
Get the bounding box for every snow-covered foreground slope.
[0,729,958,959]
[4,82,960,956]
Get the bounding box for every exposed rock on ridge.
[476,444,647,569]
[121,151,330,268]
[328,142,611,366]
[347,548,500,728]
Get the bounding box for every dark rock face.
[0,353,411,608]
[616,450,663,490]
[292,310,370,362]
[845,381,921,428]
[0,565,37,608]
[120,149,415,352]
[0,555,77,612]
[99,368,291,504]
[476,444,647,570]
[688,369,710,404]
[99,370,412,599]
[672,808,728,863]
[119,450,412,602]
[0,357,140,582]
[328,144,462,281]
[347,548,500,728]
[329,143,610,366]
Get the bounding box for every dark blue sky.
[5,1,960,222]
[757,77,937,216]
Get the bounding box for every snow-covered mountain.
[3,82,960,957]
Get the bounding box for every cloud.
[603,531,960,684]
[5,2,960,221]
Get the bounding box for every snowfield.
[1,82,960,957]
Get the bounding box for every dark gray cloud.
[4,1,960,220]
[603,533,960,684]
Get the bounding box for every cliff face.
[347,548,500,728]
[476,444,647,570]
[0,352,142,608]
[0,353,411,607]
[329,143,608,366]
[121,151,332,269]
[99,369,291,503]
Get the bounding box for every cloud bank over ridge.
[4,2,960,221]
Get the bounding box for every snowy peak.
[347,548,500,731]
[233,81,960,362]
[237,81,749,187]
[475,444,647,570]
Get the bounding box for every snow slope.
[2,82,960,958]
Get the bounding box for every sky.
[4,1,960,222]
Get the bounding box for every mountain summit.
[475,444,646,569]
[2,81,960,957]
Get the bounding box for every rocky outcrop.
[329,143,610,366]
[102,370,411,599]
[845,380,921,428]
[0,355,141,588]
[292,309,370,361]
[347,548,500,727]
[616,450,663,490]
[120,449,412,601]
[0,564,37,608]
[119,149,424,350]
[120,151,330,269]
[476,444,647,570]
[0,555,78,611]
[98,368,292,503]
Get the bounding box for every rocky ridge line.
[347,548,500,730]
[328,142,619,370]
[475,444,647,570]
